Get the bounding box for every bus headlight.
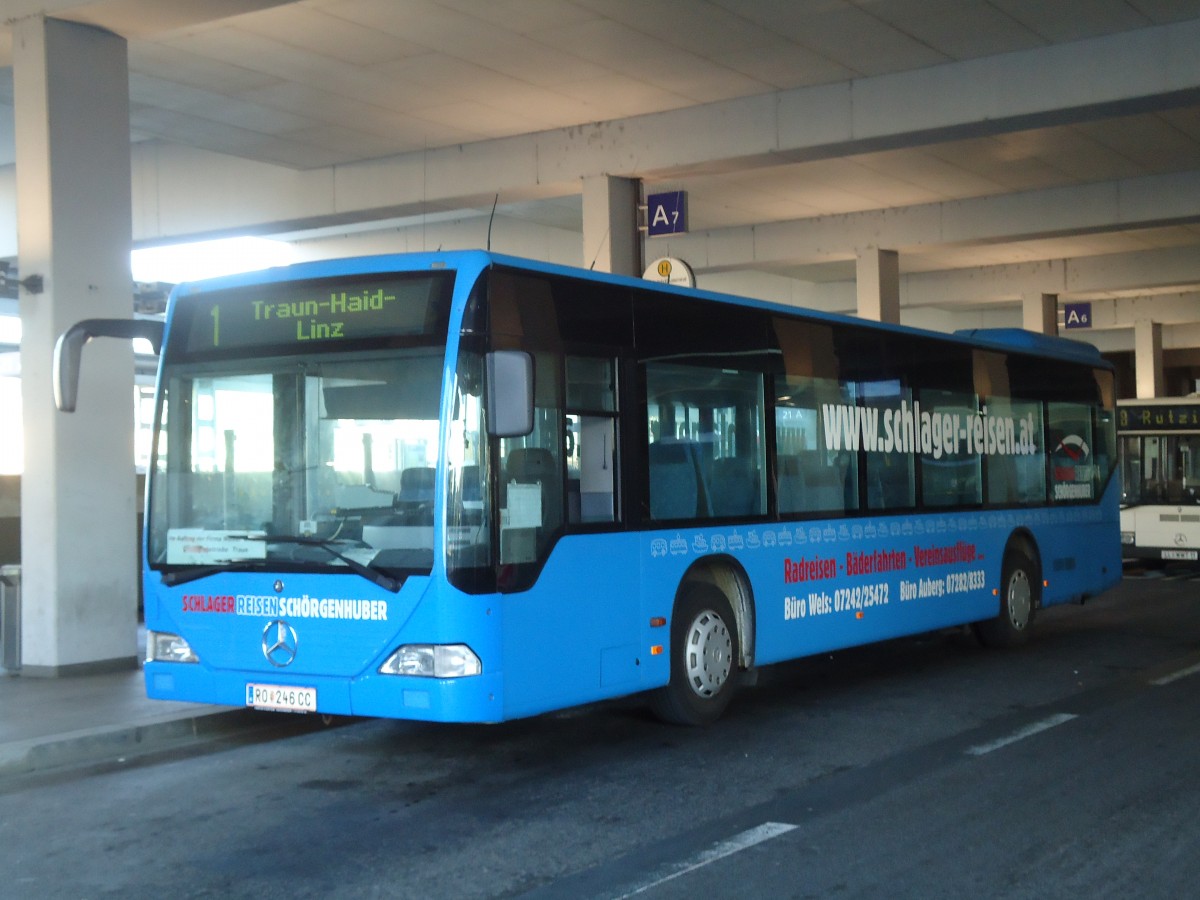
[146,631,199,664]
[379,644,481,678]
[1121,531,1135,545]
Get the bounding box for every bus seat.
[507,447,555,484]
[398,466,436,503]
[649,441,703,519]
[987,455,1018,505]
[776,455,807,514]
[806,466,844,511]
[710,457,759,516]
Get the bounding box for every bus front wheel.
[974,547,1038,648]
[651,584,740,726]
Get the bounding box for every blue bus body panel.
[145,251,507,723]
[952,328,1104,364]
[497,533,647,720]
[144,571,508,722]
[152,571,420,676]
[495,479,1119,721]
[625,482,1120,671]
[146,478,1119,723]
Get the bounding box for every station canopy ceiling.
[1,0,1199,323]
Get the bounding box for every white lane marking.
[965,712,1078,757]
[615,821,798,898]
[1151,661,1200,686]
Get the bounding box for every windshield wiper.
[159,558,272,587]
[250,534,401,593]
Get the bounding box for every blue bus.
[56,251,1120,724]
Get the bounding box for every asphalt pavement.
[0,565,1185,780]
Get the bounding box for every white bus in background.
[1119,397,1200,563]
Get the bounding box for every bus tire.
[650,583,740,726]
[974,546,1038,648]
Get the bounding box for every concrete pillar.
[1134,319,1165,399]
[13,17,137,675]
[856,247,900,324]
[1022,292,1058,335]
[581,175,641,277]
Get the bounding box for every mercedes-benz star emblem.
[262,620,298,667]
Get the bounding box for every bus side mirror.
[485,350,534,437]
[54,318,165,412]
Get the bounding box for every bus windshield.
[148,347,446,578]
[1121,433,1200,506]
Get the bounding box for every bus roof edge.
[954,328,1104,364]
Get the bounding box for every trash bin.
[0,564,19,673]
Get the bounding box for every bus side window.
[775,374,855,515]
[567,414,617,522]
[566,357,618,524]
[646,362,765,522]
[862,381,914,511]
[917,388,980,508]
[1047,401,1096,502]
[499,352,564,565]
[983,397,1044,504]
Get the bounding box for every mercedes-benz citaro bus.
[1117,397,1200,563]
[55,251,1121,725]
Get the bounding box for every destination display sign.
[1119,403,1200,433]
[173,272,453,356]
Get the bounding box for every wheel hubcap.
[1007,569,1032,630]
[685,609,732,697]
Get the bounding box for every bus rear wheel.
[651,584,740,726]
[974,547,1038,648]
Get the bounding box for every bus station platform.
[0,664,252,779]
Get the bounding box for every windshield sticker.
[167,530,267,565]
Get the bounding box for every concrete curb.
[0,707,263,778]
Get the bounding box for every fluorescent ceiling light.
[1,236,297,349]
[131,236,297,284]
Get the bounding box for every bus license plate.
[1163,549,1198,560]
[246,683,317,713]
